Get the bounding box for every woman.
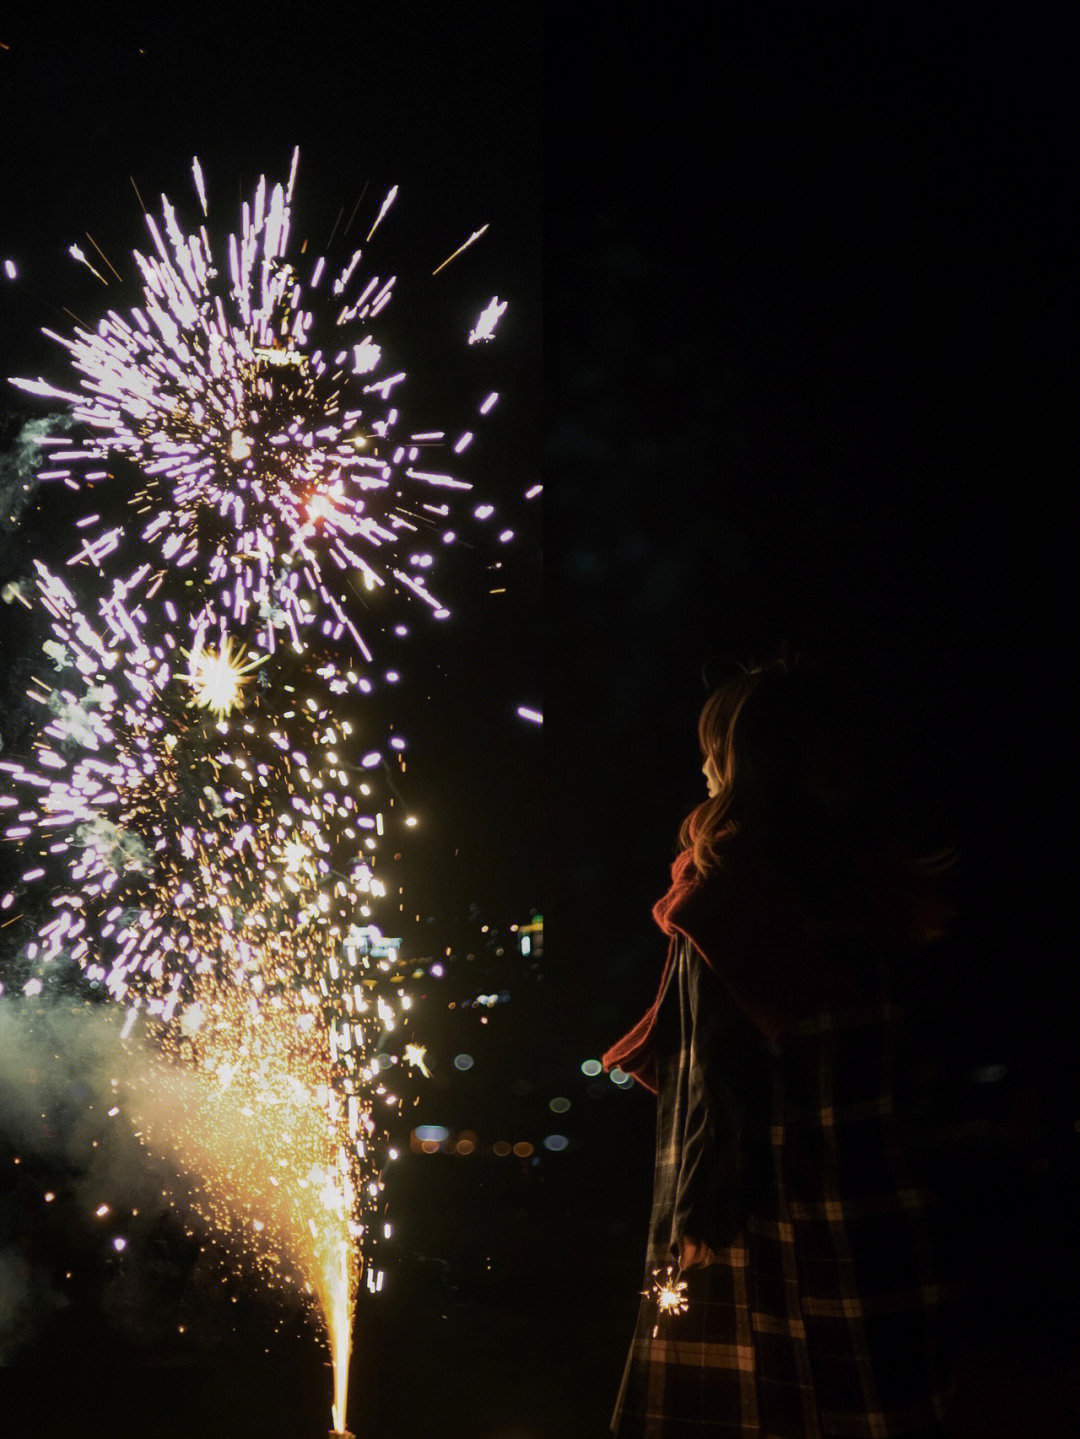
[603,651,964,1437]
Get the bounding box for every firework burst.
[10,150,505,658]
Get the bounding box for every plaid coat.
[610,932,964,1437]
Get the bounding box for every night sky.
[1,13,1075,1439]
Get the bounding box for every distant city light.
[549,1097,571,1113]
[3,260,16,279]
[517,707,542,725]
[453,1054,474,1071]
[610,1068,634,1087]
[415,1125,449,1143]
[543,1135,569,1152]
[581,1059,602,1077]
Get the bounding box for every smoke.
[0,997,158,1358]
[41,639,73,671]
[0,996,149,1175]
[47,683,115,749]
[73,816,154,878]
[0,997,239,1358]
[0,991,351,1360]
[0,1245,62,1360]
[0,412,75,533]
[1,579,30,605]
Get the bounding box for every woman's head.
[682,647,843,864]
[678,647,956,941]
[692,664,767,818]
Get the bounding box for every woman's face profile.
[702,752,722,798]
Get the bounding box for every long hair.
[678,647,957,945]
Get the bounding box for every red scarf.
[601,846,863,1092]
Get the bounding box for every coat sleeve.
[665,942,775,1257]
[600,934,680,1094]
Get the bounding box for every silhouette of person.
[604,648,964,1436]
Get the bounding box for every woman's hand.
[678,1235,717,1269]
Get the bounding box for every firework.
[126,987,366,1428]
[10,150,505,659]
[3,149,519,1434]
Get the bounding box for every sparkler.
[2,149,516,1434]
[654,1271,689,1316]
[647,1266,690,1336]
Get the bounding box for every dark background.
[1,11,1076,1438]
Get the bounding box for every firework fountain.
[2,150,519,1435]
